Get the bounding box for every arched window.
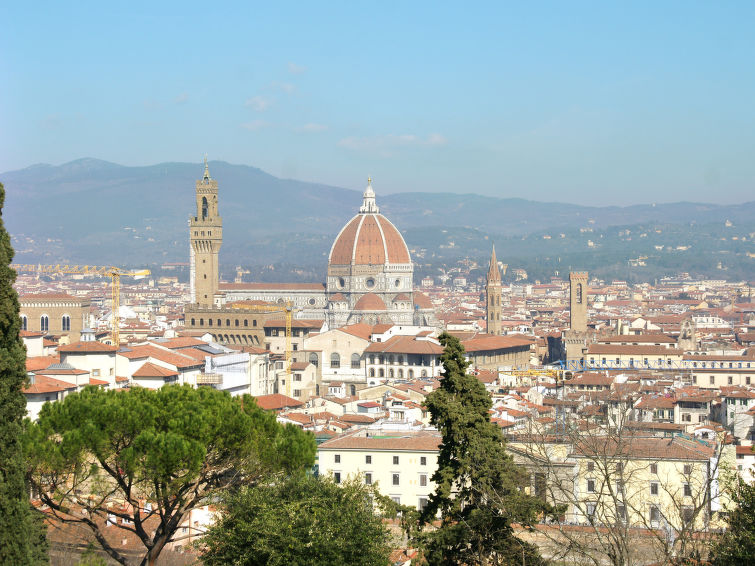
[253,319,257,327]
[199,318,204,326]
[408,369,414,379]
[21,315,27,331]
[235,319,239,327]
[40,315,49,333]
[378,355,384,364]
[226,319,231,326]
[201,196,209,219]
[330,353,340,368]
[191,318,196,326]
[217,318,222,326]
[379,368,385,378]
[309,352,319,367]
[61,315,71,332]
[398,355,404,364]
[398,369,404,378]
[351,353,361,369]
[388,355,395,365]
[389,369,395,378]
[421,369,428,378]
[244,319,248,327]
[369,355,375,365]
[369,368,375,377]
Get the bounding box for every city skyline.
[3,1,755,205]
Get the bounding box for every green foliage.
[0,181,48,564]
[711,472,755,566]
[200,474,393,566]
[25,385,315,566]
[416,332,547,565]
[76,543,108,566]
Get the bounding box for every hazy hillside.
[3,159,754,280]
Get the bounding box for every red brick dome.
[353,293,387,311]
[329,214,410,266]
[328,180,411,266]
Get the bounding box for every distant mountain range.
[3,158,754,276]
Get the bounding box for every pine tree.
[0,181,47,564]
[418,332,547,565]
[711,472,755,566]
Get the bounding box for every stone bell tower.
[486,245,502,335]
[190,157,222,306]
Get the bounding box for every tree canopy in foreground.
[417,332,549,565]
[200,474,394,566]
[711,471,755,566]
[0,181,48,565]
[24,385,316,566]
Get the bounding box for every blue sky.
[2,1,754,205]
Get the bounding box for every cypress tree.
[0,181,47,564]
[418,332,547,565]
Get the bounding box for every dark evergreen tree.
[0,181,48,564]
[200,475,394,566]
[711,472,755,566]
[418,332,548,566]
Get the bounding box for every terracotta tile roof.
[117,344,204,369]
[254,393,305,411]
[372,323,393,334]
[88,378,109,386]
[328,293,347,302]
[20,330,45,338]
[340,413,378,424]
[571,436,715,461]
[719,386,755,399]
[338,322,373,341]
[132,362,178,378]
[23,375,77,394]
[566,372,614,387]
[26,355,58,372]
[636,394,676,409]
[462,334,533,353]
[353,293,386,311]
[413,292,434,309]
[364,335,443,355]
[58,341,117,353]
[319,431,441,451]
[156,337,207,349]
[290,361,312,371]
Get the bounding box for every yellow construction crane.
[11,264,150,346]
[230,301,294,397]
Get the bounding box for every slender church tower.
[190,157,222,306]
[569,272,588,333]
[486,245,502,335]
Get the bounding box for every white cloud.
[296,123,328,133]
[240,120,269,131]
[245,96,272,111]
[287,62,307,74]
[174,93,189,104]
[338,133,447,151]
[272,81,296,94]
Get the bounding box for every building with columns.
[486,245,502,335]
